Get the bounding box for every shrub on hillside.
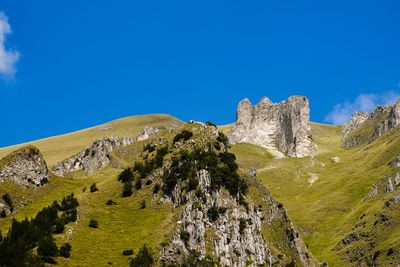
[2,193,13,212]
[89,219,98,228]
[106,199,117,205]
[118,168,134,183]
[173,130,193,144]
[153,183,160,194]
[123,249,134,256]
[37,235,58,259]
[90,183,98,192]
[59,242,72,258]
[135,179,142,190]
[130,244,154,267]
[0,209,6,218]
[122,182,133,197]
[140,200,146,209]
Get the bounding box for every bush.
[118,168,134,183]
[59,242,72,258]
[239,218,247,234]
[53,218,65,234]
[140,200,146,209]
[207,206,219,222]
[153,183,160,194]
[180,230,190,244]
[0,209,6,218]
[205,121,216,127]
[123,249,133,256]
[37,235,58,258]
[173,130,193,144]
[130,244,154,267]
[106,199,117,205]
[135,179,142,190]
[122,182,133,197]
[2,193,13,212]
[216,131,228,146]
[89,219,98,228]
[90,183,98,192]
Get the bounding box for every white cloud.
[0,12,19,79]
[324,91,400,125]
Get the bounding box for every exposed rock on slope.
[52,135,134,176]
[343,99,400,148]
[0,146,49,186]
[135,126,159,141]
[227,96,316,157]
[341,111,369,141]
[128,122,317,266]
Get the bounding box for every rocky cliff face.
[341,111,369,141]
[0,146,49,186]
[52,135,134,176]
[130,122,317,266]
[227,96,316,157]
[343,99,400,148]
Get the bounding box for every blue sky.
[1,1,400,148]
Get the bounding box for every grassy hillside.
[0,114,182,167]
[231,122,400,266]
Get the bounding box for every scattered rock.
[227,96,317,157]
[95,124,113,131]
[341,112,369,141]
[308,173,319,186]
[364,184,378,201]
[332,156,340,163]
[385,178,394,194]
[250,168,257,178]
[52,135,134,176]
[135,126,159,142]
[0,146,49,186]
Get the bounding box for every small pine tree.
[135,179,142,190]
[89,219,98,228]
[0,209,6,218]
[122,182,133,197]
[90,183,98,192]
[59,242,72,258]
[140,200,146,209]
[130,244,154,266]
[37,235,58,258]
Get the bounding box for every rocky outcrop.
[341,112,369,141]
[135,126,159,142]
[0,146,49,186]
[343,99,400,148]
[52,135,133,176]
[227,96,316,157]
[160,169,314,266]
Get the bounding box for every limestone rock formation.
[0,146,49,186]
[135,126,159,142]
[343,98,400,148]
[227,96,316,157]
[160,169,315,266]
[341,111,369,141]
[52,135,134,176]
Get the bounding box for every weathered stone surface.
[0,146,49,186]
[135,126,159,142]
[227,96,316,157]
[343,99,400,148]
[385,178,394,194]
[160,169,315,266]
[52,135,133,176]
[341,112,369,141]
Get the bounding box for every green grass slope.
[0,114,182,167]
[231,122,400,266]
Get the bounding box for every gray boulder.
[227,96,316,157]
[0,146,49,186]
